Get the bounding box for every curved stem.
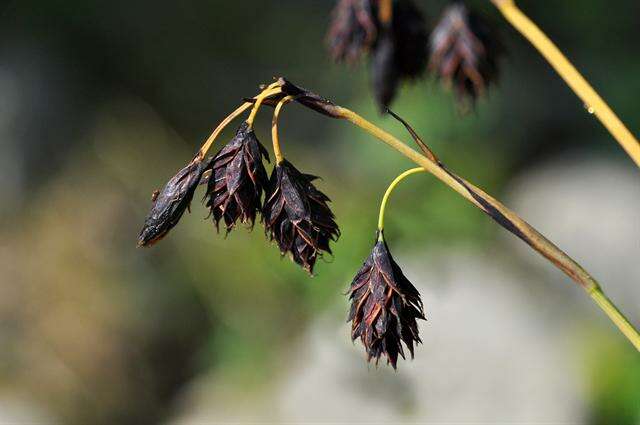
[247,86,282,127]
[378,168,425,232]
[271,95,296,164]
[198,102,252,159]
[197,82,283,158]
[491,0,640,168]
[334,105,639,350]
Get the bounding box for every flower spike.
[138,156,205,247]
[348,165,427,368]
[327,0,428,110]
[263,160,340,274]
[203,122,270,233]
[429,2,502,106]
[348,231,425,368]
[327,0,378,64]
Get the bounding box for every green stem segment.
[378,168,425,234]
[590,289,640,350]
[271,95,296,164]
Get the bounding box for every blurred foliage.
[0,0,638,423]
[585,335,640,425]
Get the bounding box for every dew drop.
[583,103,595,114]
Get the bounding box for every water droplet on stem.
[583,103,595,114]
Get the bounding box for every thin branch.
[338,105,639,350]
[377,167,426,233]
[271,95,296,164]
[491,0,640,168]
[272,77,638,350]
[198,103,252,159]
[197,84,284,159]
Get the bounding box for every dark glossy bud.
[391,0,428,80]
[138,156,205,247]
[371,31,400,111]
[370,0,428,110]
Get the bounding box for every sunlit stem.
[197,82,283,158]
[271,95,295,164]
[377,168,425,235]
[491,0,640,168]
[198,103,253,158]
[246,85,282,128]
[333,105,639,351]
[378,0,393,25]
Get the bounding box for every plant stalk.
[271,95,296,164]
[491,0,640,168]
[247,86,282,127]
[590,289,640,350]
[197,83,283,159]
[378,0,393,25]
[334,105,639,350]
[378,167,425,232]
[198,102,252,159]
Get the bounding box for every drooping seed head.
[138,156,205,247]
[347,232,425,368]
[429,2,502,106]
[263,160,340,274]
[371,31,400,111]
[369,0,428,110]
[327,0,428,110]
[327,0,378,64]
[203,122,270,233]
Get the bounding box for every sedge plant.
[138,78,639,369]
[139,0,640,369]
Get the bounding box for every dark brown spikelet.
[263,160,340,275]
[327,0,378,64]
[348,232,425,369]
[203,122,270,233]
[371,31,400,111]
[390,0,428,80]
[327,0,428,110]
[370,0,428,110]
[429,2,502,105]
[138,156,205,247]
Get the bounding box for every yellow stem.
[378,168,425,232]
[197,82,283,158]
[378,0,393,26]
[246,86,282,127]
[271,95,295,164]
[335,105,639,350]
[198,102,253,158]
[590,289,640,351]
[491,0,640,168]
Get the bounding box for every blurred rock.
[277,252,585,423]
[175,250,587,423]
[505,155,640,321]
[0,397,53,424]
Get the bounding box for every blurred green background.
[0,0,638,423]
